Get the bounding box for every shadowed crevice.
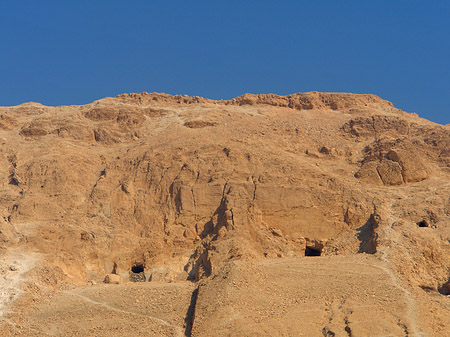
[356,213,380,254]
[184,287,199,336]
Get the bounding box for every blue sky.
[1,1,449,124]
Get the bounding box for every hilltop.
[1,92,450,336]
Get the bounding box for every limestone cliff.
[1,92,450,336]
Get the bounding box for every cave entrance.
[417,220,429,228]
[305,246,322,257]
[130,263,146,282]
[131,264,144,273]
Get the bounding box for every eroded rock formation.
[1,92,450,336]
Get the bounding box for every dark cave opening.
[305,246,322,257]
[131,264,144,274]
[130,263,146,282]
[417,220,429,228]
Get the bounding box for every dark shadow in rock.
[357,213,379,254]
[438,281,450,295]
[184,287,199,336]
[184,246,211,282]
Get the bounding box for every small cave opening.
[131,264,144,274]
[305,246,322,257]
[129,263,146,282]
[417,220,429,228]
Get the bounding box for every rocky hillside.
[1,92,450,336]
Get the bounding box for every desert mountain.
[1,92,450,336]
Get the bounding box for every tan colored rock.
[103,274,122,284]
[0,92,450,336]
[354,161,383,185]
[376,159,404,185]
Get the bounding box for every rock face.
[355,138,429,185]
[1,92,450,336]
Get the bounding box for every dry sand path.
[66,289,185,337]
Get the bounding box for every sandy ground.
[1,280,195,337]
[0,249,40,318]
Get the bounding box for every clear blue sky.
[1,1,449,124]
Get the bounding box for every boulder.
[103,274,122,284]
